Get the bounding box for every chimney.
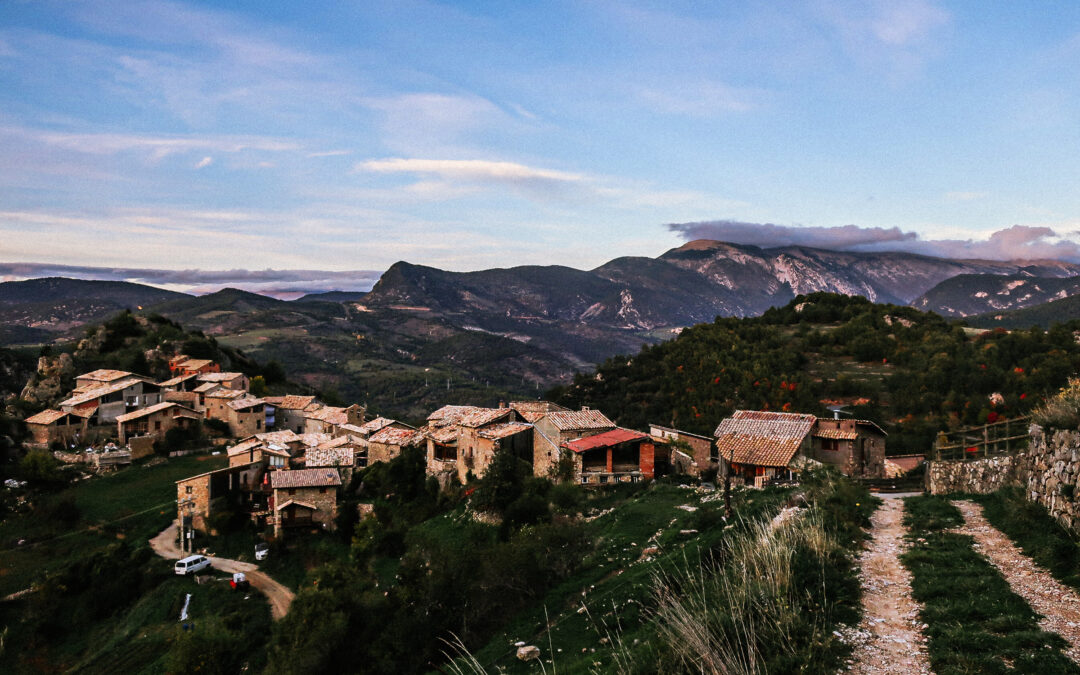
[582,406,590,411]
[498,400,506,409]
[834,410,840,420]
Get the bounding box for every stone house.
[116,401,201,444]
[264,395,319,433]
[304,404,365,435]
[809,417,886,478]
[169,355,221,376]
[204,390,266,436]
[649,424,716,477]
[423,405,532,482]
[305,440,361,483]
[24,409,92,448]
[227,437,291,469]
[714,410,817,486]
[368,425,424,464]
[225,397,268,438]
[269,468,342,536]
[196,371,249,391]
[531,408,616,477]
[158,372,199,392]
[74,369,138,391]
[564,427,657,486]
[59,376,163,424]
[357,416,409,438]
[176,461,265,533]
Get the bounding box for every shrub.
[1033,377,1080,429]
[19,449,60,483]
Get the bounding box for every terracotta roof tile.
[544,409,615,432]
[60,377,155,407]
[478,422,533,440]
[306,447,355,467]
[369,427,423,446]
[270,468,342,489]
[115,402,200,424]
[227,397,265,411]
[77,369,134,383]
[714,410,816,468]
[196,372,245,383]
[306,406,347,425]
[25,409,71,425]
[276,395,317,410]
[360,417,397,433]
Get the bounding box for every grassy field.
[902,495,1079,674]
[0,453,226,597]
[462,475,870,674]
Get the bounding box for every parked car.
[174,555,211,576]
[230,572,249,590]
[254,542,270,561]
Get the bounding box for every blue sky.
[4,0,1080,287]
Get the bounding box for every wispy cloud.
[667,220,1080,262]
[637,80,762,116]
[194,156,213,169]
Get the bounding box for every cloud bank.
[667,220,1080,262]
[0,263,383,300]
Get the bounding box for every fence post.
[1005,418,1010,454]
[983,424,989,458]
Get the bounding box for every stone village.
[22,354,894,545]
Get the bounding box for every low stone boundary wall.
[926,424,1080,531]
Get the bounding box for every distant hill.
[966,293,1080,329]
[295,291,368,303]
[913,274,1080,317]
[0,277,188,337]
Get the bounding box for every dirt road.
[149,522,295,620]
[952,500,1080,663]
[847,497,932,675]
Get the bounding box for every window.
[185,486,192,494]
[288,488,296,496]
[319,487,326,494]
[154,421,162,431]
[256,420,262,429]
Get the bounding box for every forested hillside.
[550,293,1080,454]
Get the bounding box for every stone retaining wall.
[926,424,1080,531]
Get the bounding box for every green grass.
[0,454,226,597]
[465,476,869,674]
[902,495,1080,674]
[974,488,1080,592]
[1,567,272,674]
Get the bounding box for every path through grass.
[902,495,1080,674]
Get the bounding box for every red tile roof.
[714,410,816,468]
[274,395,317,410]
[563,427,648,453]
[306,406,347,425]
[270,468,342,489]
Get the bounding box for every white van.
[174,555,212,576]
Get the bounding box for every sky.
[4,1,1080,293]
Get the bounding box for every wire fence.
[932,415,1032,461]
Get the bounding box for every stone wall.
[926,424,1080,531]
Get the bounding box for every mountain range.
[6,241,1080,418]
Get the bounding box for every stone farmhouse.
[714,410,887,486]
[269,468,342,536]
[531,408,616,477]
[564,427,658,486]
[423,405,532,483]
